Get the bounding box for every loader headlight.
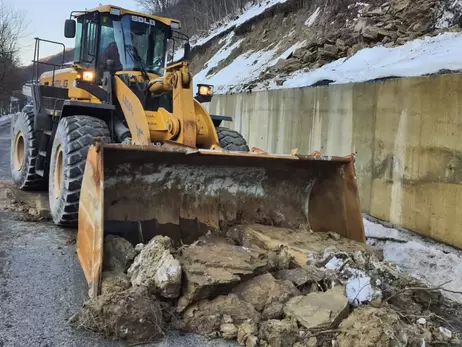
[198,84,213,96]
[82,70,95,82]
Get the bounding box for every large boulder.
[231,273,300,312]
[70,286,163,343]
[182,294,261,337]
[127,235,182,299]
[103,235,136,272]
[283,285,349,330]
[177,238,270,311]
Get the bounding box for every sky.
[14,0,140,66]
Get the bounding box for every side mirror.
[64,19,76,38]
[183,42,191,61]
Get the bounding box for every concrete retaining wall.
[209,74,462,248]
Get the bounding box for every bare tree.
[0,0,27,113]
[135,0,256,37]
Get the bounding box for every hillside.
[20,0,462,93]
[190,0,462,93]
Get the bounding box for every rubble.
[231,273,300,312]
[70,286,164,343]
[103,234,136,273]
[100,271,131,295]
[127,235,182,299]
[177,238,270,311]
[337,306,424,347]
[283,286,349,330]
[258,319,299,347]
[182,294,260,337]
[71,224,462,346]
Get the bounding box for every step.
[36,169,44,177]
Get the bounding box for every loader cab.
[65,7,175,84]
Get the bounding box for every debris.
[337,306,424,347]
[283,286,349,330]
[258,319,299,347]
[101,271,131,295]
[71,286,163,343]
[439,327,452,339]
[237,321,259,345]
[103,235,136,273]
[182,294,260,337]
[177,238,270,311]
[127,235,182,299]
[229,224,377,269]
[262,302,284,320]
[274,267,324,286]
[417,317,427,325]
[221,323,238,339]
[231,273,300,312]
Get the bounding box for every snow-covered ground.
[192,0,462,94]
[364,217,462,304]
[190,0,290,48]
[280,32,462,89]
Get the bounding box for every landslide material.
[77,143,365,297]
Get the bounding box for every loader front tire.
[216,127,249,152]
[10,111,45,190]
[49,116,110,226]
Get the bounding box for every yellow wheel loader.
[10,5,365,297]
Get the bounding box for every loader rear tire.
[10,111,45,190]
[49,116,110,226]
[216,127,249,152]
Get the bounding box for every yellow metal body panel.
[39,66,94,100]
[113,75,151,145]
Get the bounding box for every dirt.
[182,294,261,337]
[68,225,462,346]
[100,271,131,295]
[0,180,50,222]
[103,234,136,273]
[70,286,165,343]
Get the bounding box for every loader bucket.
[77,142,365,297]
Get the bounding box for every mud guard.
[77,143,365,297]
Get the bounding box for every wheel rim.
[13,131,25,171]
[54,145,63,199]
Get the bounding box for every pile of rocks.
[70,225,462,346]
[263,0,461,85]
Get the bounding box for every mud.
[70,286,164,343]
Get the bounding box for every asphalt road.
[0,117,236,347]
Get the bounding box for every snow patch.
[195,45,280,93]
[364,217,462,304]
[191,0,290,48]
[276,32,462,89]
[345,269,381,305]
[305,7,321,27]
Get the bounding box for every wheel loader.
[10,5,365,297]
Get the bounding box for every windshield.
[99,14,168,77]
